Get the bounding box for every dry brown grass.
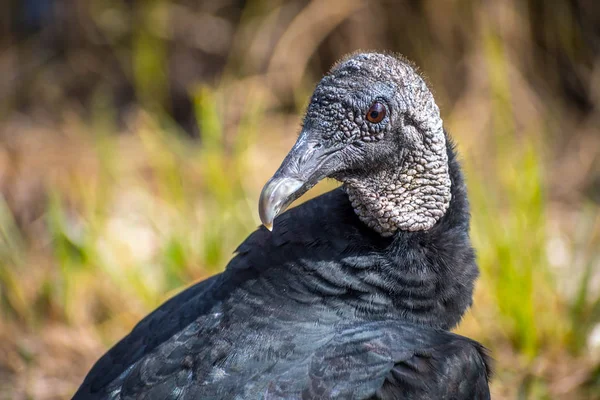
[1,0,599,398]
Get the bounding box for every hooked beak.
[259,133,339,231]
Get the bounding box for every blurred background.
[0,0,599,398]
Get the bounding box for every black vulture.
[73,52,492,399]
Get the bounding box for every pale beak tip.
[258,177,304,234]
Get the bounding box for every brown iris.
[366,102,386,123]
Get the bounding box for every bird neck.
[343,125,451,236]
[346,137,476,330]
[258,139,476,331]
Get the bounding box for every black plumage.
[74,53,491,399]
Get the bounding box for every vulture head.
[259,52,451,236]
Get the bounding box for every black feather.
[73,136,490,400]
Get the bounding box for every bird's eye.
[366,102,386,123]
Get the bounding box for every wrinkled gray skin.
[260,53,451,236]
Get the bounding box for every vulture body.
[74,53,492,400]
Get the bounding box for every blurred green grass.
[1,1,599,399]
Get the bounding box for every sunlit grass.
[1,92,599,400]
[2,84,599,398]
[1,1,599,399]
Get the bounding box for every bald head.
[260,52,451,235]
